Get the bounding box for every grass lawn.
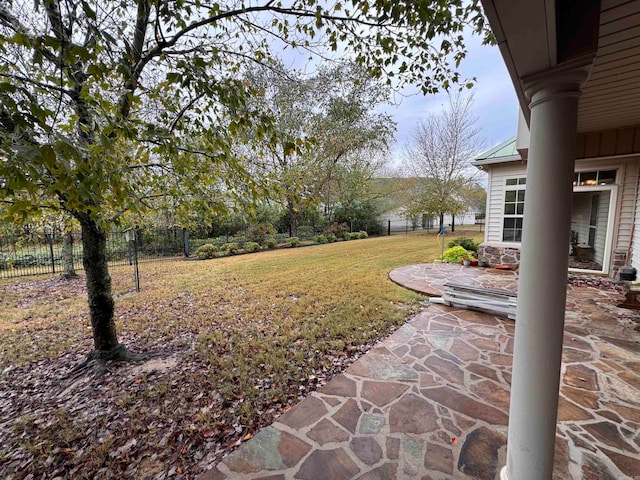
[0,231,481,479]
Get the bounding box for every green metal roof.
[474,136,518,162]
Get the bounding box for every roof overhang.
[482,0,640,133]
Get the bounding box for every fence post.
[133,234,140,292]
[387,220,391,236]
[127,237,133,265]
[183,228,189,257]
[45,230,55,274]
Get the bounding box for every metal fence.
[0,221,485,280]
[383,218,485,235]
[0,227,187,280]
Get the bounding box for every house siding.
[480,154,639,277]
[485,163,527,244]
[630,164,640,272]
[594,190,610,266]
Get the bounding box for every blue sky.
[386,34,520,162]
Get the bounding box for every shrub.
[244,241,260,253]
[287,237,300,247]
[314,234,328,244]
[265,237,277,249]
[357,231,368,239]
[296,226,315,241]
[222,242,239,254]
[442,246,471,263]
[447,236,479,253]
[326,233,337,243]
[247,223,274,246]
[194,243,218,259]
[325,222,348,239]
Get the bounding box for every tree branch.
[0,72,73,96]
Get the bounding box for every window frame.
[502,177,526,243]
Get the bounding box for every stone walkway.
[202,264,640,480]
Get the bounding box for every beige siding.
[485,163,527,244]
[571,194,591,246]
[594,190,611,265]
[575,126,640,158]
[484,155,639,276]
[633,186,640,271]
[615,159,639,254]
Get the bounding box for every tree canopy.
[0,0,490,362]
[245,61,394,235]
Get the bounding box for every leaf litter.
[0,259,415,479]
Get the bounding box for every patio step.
[439,282,518,320]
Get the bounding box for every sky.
[278,22,520,170]
[384,33,520,164]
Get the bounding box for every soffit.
[578,0,640,132]
[482,0,640,133]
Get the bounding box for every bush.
[194,243,218,259]
[357,231,368,239]
[447,236,479,253]
[287,237,300,247]
[296,226,315,241]
[244,241,260,253]
[314,234,328,244]
[442,246,471,263]
[265,237,277,249]
[326,233,337,243]
[246,223,274,246]
[325,222,348,240]
[222,242,240,254]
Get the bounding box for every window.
[573,170,618,186]
[503,177,526,242]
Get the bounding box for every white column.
[501,64,591,480]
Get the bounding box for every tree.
[403,93,484,230]
[245,62,394,236]
[0,0,489,369]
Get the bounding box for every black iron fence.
[383,218,484,235]
[0,221,485,280]
[0,227,187,280]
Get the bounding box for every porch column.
[501,64,591,480]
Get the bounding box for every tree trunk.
[61,231,78,278]
[451,214,456,233]
[80,218,118,351]
[287,198,298,238]
[439,212,444,231]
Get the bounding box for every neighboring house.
[371,177,479,231]
[473,125,640,278]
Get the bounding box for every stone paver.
[204,264,639,480]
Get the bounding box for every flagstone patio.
[200,264,640,480]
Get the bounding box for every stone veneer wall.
[479,244,626,279]
[478,244,521,269]
[612,248,627,280]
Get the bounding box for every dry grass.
[0,231,482,478]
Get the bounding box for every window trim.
[502,177,526,243]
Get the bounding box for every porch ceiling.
[483,0,640,133]
[579,0,640,132]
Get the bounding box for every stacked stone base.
[479,244,627,279]
[478,244,521,270]
[612,248,628,280]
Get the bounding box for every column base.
[500,466,511,480]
